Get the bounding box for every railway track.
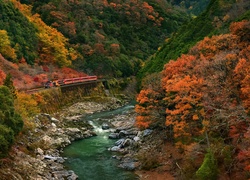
[22,79,106,94]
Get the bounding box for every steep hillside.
[168,0,210,15]
[135,20,250,179]
[138,0,250,81]
[23,0,191,77]
[0,0,38,64]
[0,0,212,90]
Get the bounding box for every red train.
[44,76,97,88]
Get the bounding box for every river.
[62,104,139,180]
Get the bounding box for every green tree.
[0,0,38,64]
[0,125,14,157]
[3,74,16,98]
[0,85,23,157]
[196,150,218,180]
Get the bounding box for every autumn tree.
[162,55,205,141]
[160,20,250,177]
[15,92,41,119]
[0,85,23,157]
[0,30,16,61]
[12,1,73,67]
[135,73,165,129]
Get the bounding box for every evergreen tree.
[3,74,16,99]
[0,85,23,157]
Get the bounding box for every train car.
[44,76,97,88]
[44,81,53,88]
[63,76,97,85]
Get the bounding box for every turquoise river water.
[62,104,139,180]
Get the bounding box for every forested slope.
[136,19,250,179]
[139,0,250,80]
[135,0,250,178]
[25,0,190,77]
[0,0,207,160]
[0,0,197,89]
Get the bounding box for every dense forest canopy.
[138,0,250,82]
[0,0,207,84]
[23,0,191,77]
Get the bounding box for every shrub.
[196,150,218,180]
[0,125,14,157]
[137,150,160,170]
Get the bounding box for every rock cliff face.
[0,97,128,180]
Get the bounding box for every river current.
[62,104,139,180]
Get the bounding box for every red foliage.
[0,69,6,85]
[42,65,50,72]
[234,58,250,114]
[61,67,86,78]
[33,74,48,83]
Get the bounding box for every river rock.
[67,170,79,180]
[102,123,110,130]
[119,160,139,171]
[109,146,121,152]
[42,135,53,145]
[108,132,119,139]
[52,170,78,180]
[118,130,128,138]
[115,139,125,146]
[51,117,60,123]
[35,148,44,155]
[133,136,140,142]
[143,129,153,137]
[122,138,132,148]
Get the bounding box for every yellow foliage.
[12,0,73,67]
[0,30,17,60]
[15,92,41,118]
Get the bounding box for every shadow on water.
[62,103,139,180]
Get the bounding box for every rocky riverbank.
[0,97,135,180]
[0,94,165,180]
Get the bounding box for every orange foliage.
[94,43,106,54]
[234,58,250,114]
[108,0,163,26]
[162,20,250,173]
[142,2,154,14]
[163,73,204,139]
[110,43,120,54]
[135,89,161,129]
[61,67,86,78]
[162,55,204,139]
[110,2,116,8]
[135,73,165,129]
[230,20,250,41]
